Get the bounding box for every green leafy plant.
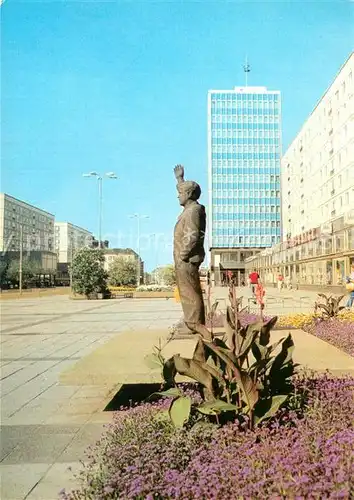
[6,258,41,287]
[71,248,108,298]
[155,285,296,429]
[108,256,137,287]
[314,293,345,319]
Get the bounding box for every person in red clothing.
[249,269,260,296]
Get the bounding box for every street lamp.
[129,214,149,286]
[82,172,118,248]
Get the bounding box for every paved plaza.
[0,289,352,500]
[0,297,181,500]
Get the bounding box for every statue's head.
[177,181,201,206]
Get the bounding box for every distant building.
[207,85,282,285]
[104,248,144,284]
[54,222,93,283]
[0,193,57,281]
[0,193,55,253]
[54,222,93,264]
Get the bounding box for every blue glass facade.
[208,88,282,248]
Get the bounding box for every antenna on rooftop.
[243,55,251,87]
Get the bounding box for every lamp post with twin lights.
[82,172,117,248]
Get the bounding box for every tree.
[0,260,8,288]
[155,264,176,286]
[108,257,137,287]
[7,258,40,287]
[71,248,108,297]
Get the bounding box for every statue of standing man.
[173,165,211,340]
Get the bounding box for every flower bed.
[136,285,174,292]
[61,374,353,500]
[275,310,354,357]
[303,318,354,357]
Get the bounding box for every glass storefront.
[245,221,354,288]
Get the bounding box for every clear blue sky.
[2,0,353,271]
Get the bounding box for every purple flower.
[62,375,354,499]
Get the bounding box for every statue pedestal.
[173,321,225,339]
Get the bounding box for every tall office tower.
[207,86,282,285]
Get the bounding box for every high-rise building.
[207,86,282,285]
[0,193,57,281]
[0,193,55,253]
[54,222,93,264]
[282,52,354,240]
[245,52,354,290]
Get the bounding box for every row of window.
[211,129,280,139]
[212,174,280,182]
[212,204,281,213]
[211,107,279,115]
[5,204,53,223]
[212,122,280,131]
[212,235,280,245]
[211,145,280,154]
[212,212,281,220]
[211,136,280,144]
[212,229,281,236]
[212,114,280,123]
[212,189,281,198]
[212,160,280,169]
[212,99,279,107]
[210,93,280,102]
[213,220,280,228]
[212,153,280,160]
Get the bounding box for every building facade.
[282,52,353,240]
[0,193,57,284]
[54,222,93,264]
[245,215,353,291]
[103,248,144,284]
[0,193,55,253]
[246,53,354,290]
[208,86,282,285]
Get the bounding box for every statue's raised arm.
[174,164,185,185]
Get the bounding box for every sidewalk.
[0,297,182,500]
[211,285,345,315]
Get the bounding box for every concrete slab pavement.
[0,296,182,500]
[212,285,347,315]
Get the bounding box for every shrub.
[60,374,354,500]
[71,248,108,298]
[314,293,345,319]
[108,257,137,287]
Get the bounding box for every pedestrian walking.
[277,273,284,291]
[249,269,260,297]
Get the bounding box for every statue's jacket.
[173,201,206,266]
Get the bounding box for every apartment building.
[282,52,354,239]
[54,222,93,264]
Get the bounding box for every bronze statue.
[173,165,211,340]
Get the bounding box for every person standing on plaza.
[277,273,284,291]
[345,263,354,308]
[249,269,260,296]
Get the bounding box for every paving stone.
[25,462,81,500]
[1,430,78,465]
[0,463,51,500]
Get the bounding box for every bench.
[112,292,134,299]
